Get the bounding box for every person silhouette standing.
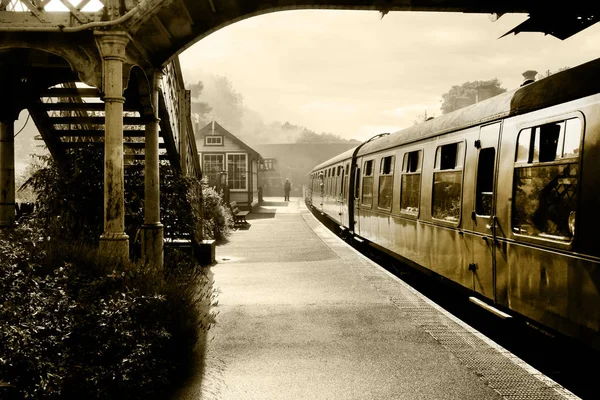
[284,178,291,201]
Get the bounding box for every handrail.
[160,57,202,180]
[160,61,180,154]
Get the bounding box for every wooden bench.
[229,201,249,227]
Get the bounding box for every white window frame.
[205,135,223,146]
[226,152,248,191]
[203,153,225,173]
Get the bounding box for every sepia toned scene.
[1,1,600,399]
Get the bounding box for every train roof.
[358,56,600,156]
[312,146,358,172]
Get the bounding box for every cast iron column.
[96,31,130,259]
[142,70,164,268]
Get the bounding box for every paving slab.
[175,197,579,400]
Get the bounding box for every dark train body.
[307,58,600,351]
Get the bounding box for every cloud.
[180,10,600,141]
[299,101,357,114]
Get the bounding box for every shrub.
[23,149,104,243]
[22,145,232,253]
[0,226,214,399]
[200,179,233,241]
[5,143,221,398]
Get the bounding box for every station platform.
[176,197,579,400]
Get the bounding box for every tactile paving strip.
[302,212,580,400]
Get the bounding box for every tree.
[440,78,506,114]
[187,75,246,133]
[188,80,213,128]
[201,75,245,133]
[536,66,570,80]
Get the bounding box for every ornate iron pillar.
[142,70,164,268]
[96,31,130,259]
[0,118,15,227]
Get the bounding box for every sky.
[179,10,600,142]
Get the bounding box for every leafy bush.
[4,143,223,398]
[23,148,104,242]
[200,179,233,241]
[0,226,214,399]
[22,145,232,253]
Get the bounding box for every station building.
[196,121,263,210]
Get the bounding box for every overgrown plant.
[200,178,233,241]
[0,227,213,399]
[22,144,232,252]
[2,145,222,398]
[23,147,104,242]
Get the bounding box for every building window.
[262,158,274,170]
[512,118,581,242]
[205,136,223,146]
[432,142,464,222]
[227,153,247,190]
[361,160,374,207]
[378,155,394,210]
[401,150,422,216]
[203,154,224,186]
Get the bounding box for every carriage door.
[339,163,349,226]
[470,122,501,300]
[337,165,344,223]
[353,161,361,235]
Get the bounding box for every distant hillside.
[254,142,358,191]
[186,72,360,146]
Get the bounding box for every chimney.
[520,70,537,86]
[476,83,496,102]
[455,96,473,110]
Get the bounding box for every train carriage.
[307,57,600,351]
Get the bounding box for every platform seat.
[229,201,249,227]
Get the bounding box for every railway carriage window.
[362,160,374,207]
[344,163,350,198]
[336,166,342,196]
[476,148,496,216]
[432,142,464,222]
[563,119,582,158]
[378,156,395,209]
[354,167,361,199]
[401,150,422,215]
[319,172,324,194]
[512,118,582,242]
[515,128,532,162]
[533,122,564,162]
